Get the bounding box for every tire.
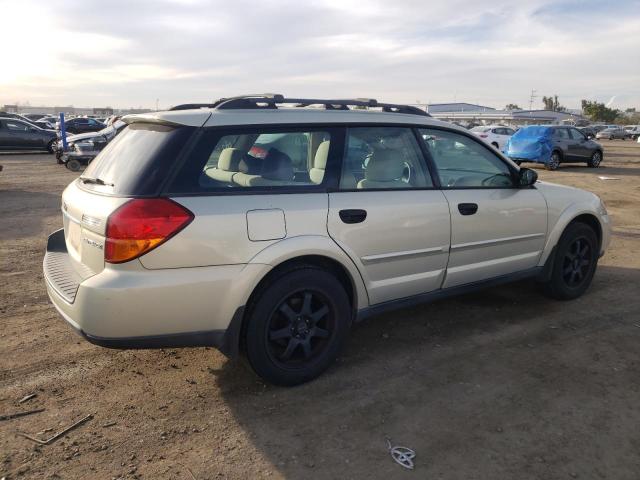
[47,140,56,153]
[587,150,602,168]
[546,151,561,170]
[541,222,598,300]
[245,267,351,386]
[491,142,499,149]
[65,159,82,172]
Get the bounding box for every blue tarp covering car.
[504,126,553,165]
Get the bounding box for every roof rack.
[169,103,218,111]
[207,94,430,117]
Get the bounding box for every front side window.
[339,127,432,190]
[554,128,570,139]
[6,121,30,132]
[569,128,586,140]
[419,128,514,188]
[169,128,334,192]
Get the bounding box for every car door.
[418,127,547,288]
[552,127,573,160]
[327,126,451,305]
[568,128,591,158]
[4,120,38,148]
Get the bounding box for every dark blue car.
[505,125,603,171]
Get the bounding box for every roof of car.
[124,106,457,130]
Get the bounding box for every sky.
[1,0,639,111]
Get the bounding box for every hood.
[65,131,104,143]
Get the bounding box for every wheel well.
[552,148,563,159]
[239,255,357,351]
[569,214,602,250]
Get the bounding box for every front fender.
[248,235,369,309]
[539,201,610,266]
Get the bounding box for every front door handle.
[458,203,478,216]
[339,209,367,224]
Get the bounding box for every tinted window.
[81,123,195,196]
[340,127,432,190]
[6,121,30,132]
[419,128,514,188]
[569,128,586,140]
[168,128,336,193]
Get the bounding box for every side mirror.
[518,167,538,187]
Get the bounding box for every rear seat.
[204,148,243,183]
[233,148,297,187]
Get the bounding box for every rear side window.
[81,123,195,196]
[168,127,336,193]
[339,127,432,190]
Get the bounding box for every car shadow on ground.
[211,264,640,479]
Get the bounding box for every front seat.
[357,149,408,189]
[310,141,329,184]
[205,147,243,183]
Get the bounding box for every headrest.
[238,153,262,174]
[313,141,330,170]
[261,148,294,181]
[218,148,244,172]
[365,149,404,181]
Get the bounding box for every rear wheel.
[65,158,82,172]
[546,151,561,170]
[491,142,499,149]
[541,222,598,300]
[587,150,602,168]
[245,267,350,386]
[46,140,56,153]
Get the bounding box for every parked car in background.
[56,120,127,171]
[22,113,47,121]
[595,127,627,140]
[0,117,58,152]
[0,112,44,128]
[624,125,640,140]
[578,126,597,139]
[35,119,55,130]
[59,117,105,135]
[470,125,516,150]
[505,125,603,170]
[43,94,611,386]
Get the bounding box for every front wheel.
[546,151,561,170]
[588,151,602,168]
[245,267,351,386]
[541,222,598,300]
[65,159,83,172]
[47,140,56,153]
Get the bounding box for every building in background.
[411,103,589,126]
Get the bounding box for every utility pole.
[529,89,537,110]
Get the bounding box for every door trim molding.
[361,246,447,264]
[451,232,545,251]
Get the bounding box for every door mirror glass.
[519,167,538,187]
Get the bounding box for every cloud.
[1,0,639,109]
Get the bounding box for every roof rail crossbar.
[169,103,218,111]
[211,94,429,116]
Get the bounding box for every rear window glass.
[168,127,337,193]
[81,123,194,196]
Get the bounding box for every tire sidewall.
[547,223,598,300]
[547,151,560,170]
[588,151,602,168]
[245,268,351,386]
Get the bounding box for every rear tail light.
[105,198,194,263]
[479,134,488,138]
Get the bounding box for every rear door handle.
[339,209,367,224]
[458,203,478,216]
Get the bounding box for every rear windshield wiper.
[79,176,114,187]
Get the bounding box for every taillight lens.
[249,145,267,158]
[479,134,488,138]
[105,198,194,263]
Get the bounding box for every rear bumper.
[43,229,266,357]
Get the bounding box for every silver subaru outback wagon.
[44,94,611,385]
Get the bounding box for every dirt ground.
[1,141,640,480]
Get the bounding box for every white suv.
[471,125,516,151]
[44,95,611,385]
